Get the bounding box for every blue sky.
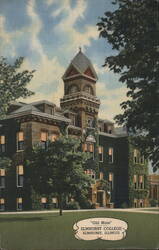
[0,0,127,121]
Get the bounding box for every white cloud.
[0,15,21,57]
[52,0,98,53]
[97,81,128,122]
[94,63,110,75]
[46,0,55,6]
[19,0,65,105]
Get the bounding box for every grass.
[0,210,158,250]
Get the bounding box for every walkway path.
[0,207,159,215]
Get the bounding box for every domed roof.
[63,49,98,81]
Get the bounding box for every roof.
[63,50,98,80]
[98,118,114,125]
[5,101,70,123]
[11,104,39,114]
[30,100,56,107]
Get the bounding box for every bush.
[79,199,92,209]
[91,203,96,209]
[121,202,128,208]
[65,201,80,210]
[149,199,158,207]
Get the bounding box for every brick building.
[0,50,149,211]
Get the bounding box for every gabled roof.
[63,50,98,80]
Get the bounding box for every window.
[140,155,145,164]
[107,126,112,134]
[83,143,94,159]
[84,85,93,95]
[41,131,48,149]
[134,149,145,164]
[41,197,47,209]
[133,175,137,189]
[52,197,58,208]
[49,133,58,142]
[16,165,24,187]
[0,169,5,188]
[0,198,5,211]
[99,172,103,180]
[70,114,76,126]
[85,169,95,179]
[17,198,22,210]
[0,135,6,153]
[108,147,113,163]
[139,199,143,208]
[87,118,94,128]
[99,146,103,162]
[70,85,78,94]
[138,175,144,189]
[134,199,137,208]
[17,132,24,151]
[109,172,114,189]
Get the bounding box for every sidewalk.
[0,207,159,215]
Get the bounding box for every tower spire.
[79,46,81,52]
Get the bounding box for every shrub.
[65,201,80,210]
[149,199,158,207]
[121,202,128,208]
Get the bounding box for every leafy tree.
[0,157,11,170]
[0,56,34,118]
[27,136,92,216]
[97,0,159,171]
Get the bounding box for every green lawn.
[0,210,158,250]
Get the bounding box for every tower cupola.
[60,49,100,129]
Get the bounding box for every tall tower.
[60,49,100,129]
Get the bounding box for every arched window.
[83,85,93,95]
[69,85,78,94]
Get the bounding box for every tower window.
[87,117,94,128]
[69,85,78,94]
[83,85,93,95]
[70,114,76,126]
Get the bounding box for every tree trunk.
[58,194,63,216]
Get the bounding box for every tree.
[97,0,159,171]
[27,136,92,216]
[0,56,34,119]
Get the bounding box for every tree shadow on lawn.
[0,214,59,223]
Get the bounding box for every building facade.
[0,50,149,211]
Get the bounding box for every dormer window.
[107,125,112,134]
